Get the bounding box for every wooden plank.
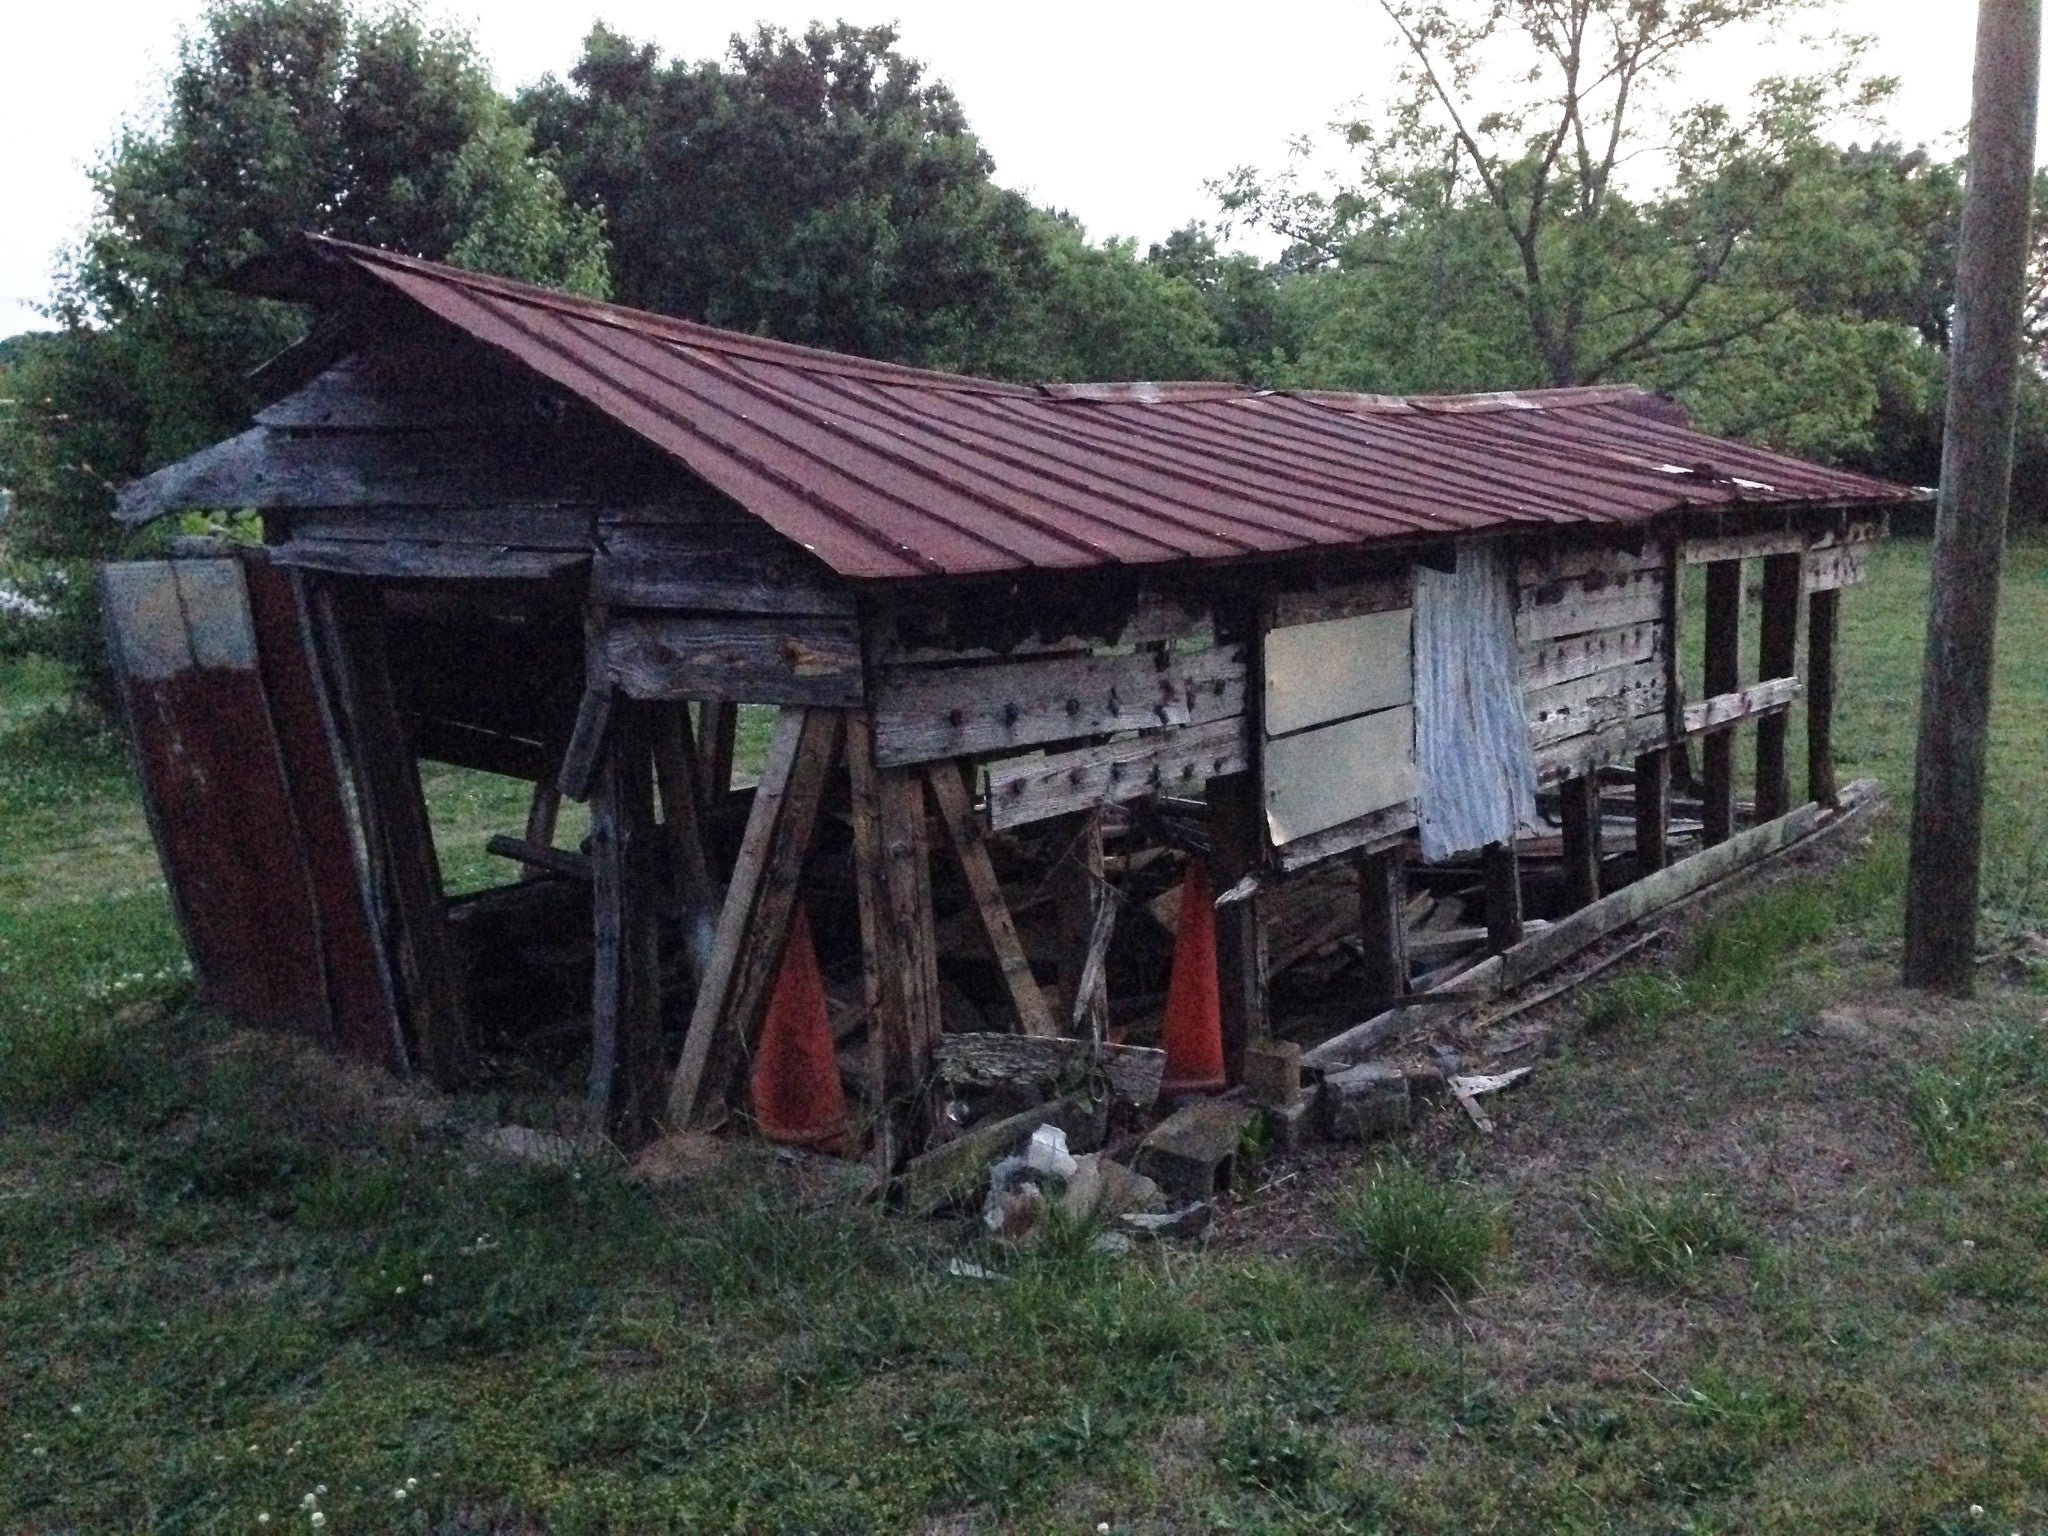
[312,582,471,1083]
[1807,588,1840,807]
[1515,568,1664,644]
[1683,676,1802,733]
[287,506,595,549]
[1634,748,1671,874]
[651,703,718,976]
[587,705,665,1148]
[936,1034,1164,1106]
[603,613,863,707]
[1049,810,1108,1041]
[1519,620,1660,691]
[485,834,592,882]
[591,515,855,617]
[870,643,1246,768]
[1516,542,1664,588]
[1533,711,1668,785]
[1263,607,1412,738]
[1682,528,1808,564]
[1357,846,1408,1015]
[1753,551,1804,822]
[272,539,589,582]
[666,708,841,1129]
[1270,802,1417,874]
[880,764,943,1110]
[1484,841,1524,951]
[925,760,1058,1037]
[1264,705,1417,845]
[1700,559,1744,845]
[984,715,1250,830]
[1268,570,1412,628]
[847,713,912,1175]
[1804,542,1870,592]
[1524,660,1666,750]
[556,682,615,803]
[1559,773,1602,910]
[1208,769,1269,1085]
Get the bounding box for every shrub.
[1334,1159,1501,1299]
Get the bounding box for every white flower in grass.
[257,1515,270,1525]
[309,1515,325,1529]
[301,1494,317,1510]
[405,1478,417,1490]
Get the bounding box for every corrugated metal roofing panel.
[305,236,1925,582]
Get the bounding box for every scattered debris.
[1241,1038,1303,1110]
[1448,1065,1532,1134]
[1135,1097,1258,1200]
[936,1033,1165,1108]
[896,1094,1102,1217]
[473,1125,613,1169]
[1319,1062,1412,1141]
[1120,1203,1214,1240]
[1024,1124,1079,1180]
[1060,1153,1166,1223]
[945,1258,1006,1281]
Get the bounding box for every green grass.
[3,539,2048,1531]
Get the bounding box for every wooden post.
[311,582,470,1084]
[666,708,840,1129]
[1701,559,1744,845]
[1906,0,2041,994]
[847,714,942,1169]
[1483,841,1523,952]
[1356,845,1407,1015]
[925,761,1057,1037]
[1559,773,1602,911]
[520,780,561,881]
[1807,587,1839,808]
[1633,749,1670,875]
[588,703,663,1148]
[701,702,739,811]
[1207,769,1268,1084]
[650,702,717,977]
[1753,551,1803,823]
[1048,809,1108,1041]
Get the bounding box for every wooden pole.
[1701,559,1744,845]
[1483,841,1524,951]
[1048,809,1108,1040]
[1753,551,1804,823]
[1807,587,1839,808]
[1906,0,2042,994]
[1559,773,1602,910]
[1633,749,1670,875]
[1356,845,1408,1014]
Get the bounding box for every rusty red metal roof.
[302,236,1925,582]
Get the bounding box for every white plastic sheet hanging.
[1413,540,1539,862]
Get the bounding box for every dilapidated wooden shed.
[109,235,1923,1166]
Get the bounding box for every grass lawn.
[2,539,2046,1533]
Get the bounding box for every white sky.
[0,2,1998,336]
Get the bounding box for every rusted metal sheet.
[147,237,1924,582]
[103,558,408,1070]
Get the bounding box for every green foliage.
[1334,1159,1501,1298]
[1213,1408,1338,1494]
[1907,1022,2048,1179]
[1586,1178,1752,1284]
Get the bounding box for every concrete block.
[1319,1062,1412,1141]
[1134,1097,1258,1200]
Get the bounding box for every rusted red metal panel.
[268,237,1928,582]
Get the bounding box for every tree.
[520,22,1046,374]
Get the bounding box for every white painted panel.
[100,562,194,681]
[1264,704,1418,845]
[172,560,258,672]
[1263,607,1412,738]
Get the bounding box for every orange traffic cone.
[1159,858,1226,1096]
[749,906,849,1149]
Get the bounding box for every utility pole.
[1904,0,2042,993]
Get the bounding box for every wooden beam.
[650,702,718,977]
[983,715,1249,830]
[520,779,562,882]
[1683,677,1802,733]
[1208,772,1269,1083]
[1483,841,1524,951]
[311,582,471,1084]
[1753,550,1804,822]
[702,703,738,810]
[1356,845,1408,1015]
[602,613,863,707]
[1270,803,1416,875]
[1807,587,1840,807]
[666,708,841,1129]
[588,704,664,1148]
[485,834,591,883]
[924,760,1058,1037]
[1634,749,1671,875]
[1701,559,1744,845]
[1048,810,1109,1042]
[557,681,614,803]
[1682,528,1807,565]
[1559,773,1602,910]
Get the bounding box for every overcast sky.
[0,2,2000,336]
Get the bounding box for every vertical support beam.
[701,702,739,811]
[1207,771,1267,1084]
[1807,587,1840,808]
[1048,809,1108,1041]
[666,708,840,1130]
[312,582,470,1084]
[1701,559,1744,845]
[1483,841,1524,952]
[588,702,663,1149]
[1753,550,1804,822]
[1559,772,1602,910]
[925,761,1058,1037]
[1633,748,1671,875]
[848,714,942,1170]
[1661,531,1695,793]
[520,780,562,881]
[651,702,717,977]
[1355,845,1408,1015]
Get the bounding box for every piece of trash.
[1060,1154,1167,1222]
[1091,1230,1135,1256]
[946,1258,1007,1281]
[983,1178,1047,1240]
[1452,1087,1495,1134]
[1214,873,1260,907]
[1448,1067,1533,1097]
[1023,1124,1078,1180]
[1119,1202,1213,1240]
